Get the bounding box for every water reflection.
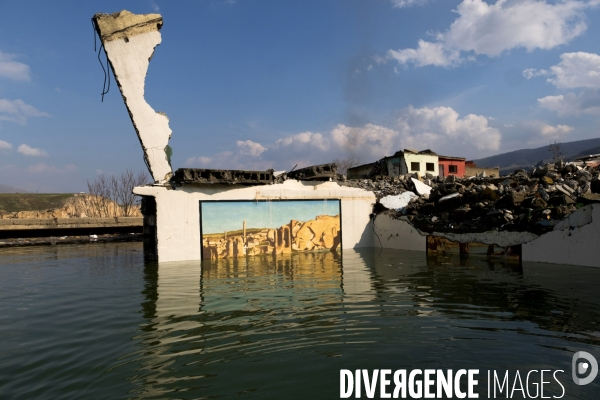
[2,244,599,399]
[131,248,600,398]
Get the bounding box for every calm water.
[1,243,599,399]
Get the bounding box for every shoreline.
[0,233,143,248]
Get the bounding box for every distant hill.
[472,138,600,175]
[0,184,31,194]
[0,193,76,214]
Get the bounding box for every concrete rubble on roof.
[379,192,417,211]
[172,168,274,185]
[341,159,600,237]
[93,10,173,183]
[287,163,337,181]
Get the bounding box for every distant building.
[573,154,600,168]
[347,162,376,179]
[438,155,466,178]
[347,149,440,178]
[465,161,500,177]
[382,149,439,177]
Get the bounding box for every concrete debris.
[287,163,337,181]
[380,192,417,211]
[438,192,460,202]
[173,168,275,185]
[343,159,600,235]
[411,178,432,197]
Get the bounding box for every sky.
[1,0,600,192]
[201,200,340,234]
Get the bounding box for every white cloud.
[18,144,48,157]
[503,120,575,149]
[528,120,574,138]
[388,40,460,68]
[545,52,600,89]
[0,50,31,81]
[527,52,600,116]
[149,0,160,12]
[522,68,548,79]
[25,163,76,174]
[386,0,597,68]
[236,140,267,157]
[0,99,50,125]
[396,106,501,154]
[538,89,600,116]
[0,139,12,151]
[274,131,330,151]
[186,106,502,170]
[331,124,399,159]
[391,0,428,8]
[0,163,77,175]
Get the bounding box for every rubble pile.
[342,160,600,235]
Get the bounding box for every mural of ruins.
[201,200,341,260]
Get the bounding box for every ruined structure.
[93,10,599,268]
[93,11,173,183]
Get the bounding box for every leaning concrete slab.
[287,164,337,181]
[93,10,173,183]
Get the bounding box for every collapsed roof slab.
[287,163,338,181]
[93,10,173,183]
[173,168,275,185]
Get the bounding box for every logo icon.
[572,351,598,385]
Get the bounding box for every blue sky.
[1,0,600,192]
[201,200,340,234]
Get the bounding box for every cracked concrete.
[93,10,173,183]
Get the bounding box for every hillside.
[472,138,600,175]
[0,193,143,218]
[0,193,77,214]
[0,184,31,194]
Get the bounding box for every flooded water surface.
[1,243,599,399]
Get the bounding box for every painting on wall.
[200,200,341,260]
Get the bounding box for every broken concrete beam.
[93,10,173,183]
[173,168,274,185]
[380,191,417,210]
[411,178,432,197]
[287,163,337,181]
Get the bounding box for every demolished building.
[92,10,600,267]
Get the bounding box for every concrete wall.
[134,180,376,263]
[438,159,466,177]
[522,204,600,268]
[465,166,500,178]
[347,164,374,179]
[402,153,439,177]
[371,205,600,268]
[385,156,402,177]
[372,213,427,251]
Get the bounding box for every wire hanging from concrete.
[91,18,111,102]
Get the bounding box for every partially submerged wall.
[134,180,375,263]
[522,204,600,266]
[372,204,600,267]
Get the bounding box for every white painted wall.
[134,180,376,263]
[372,205,600,268]
[401,153,439,177]
[372,213,426,251]
[522,204,600,268]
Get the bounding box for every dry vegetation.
[0,170,149,219]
